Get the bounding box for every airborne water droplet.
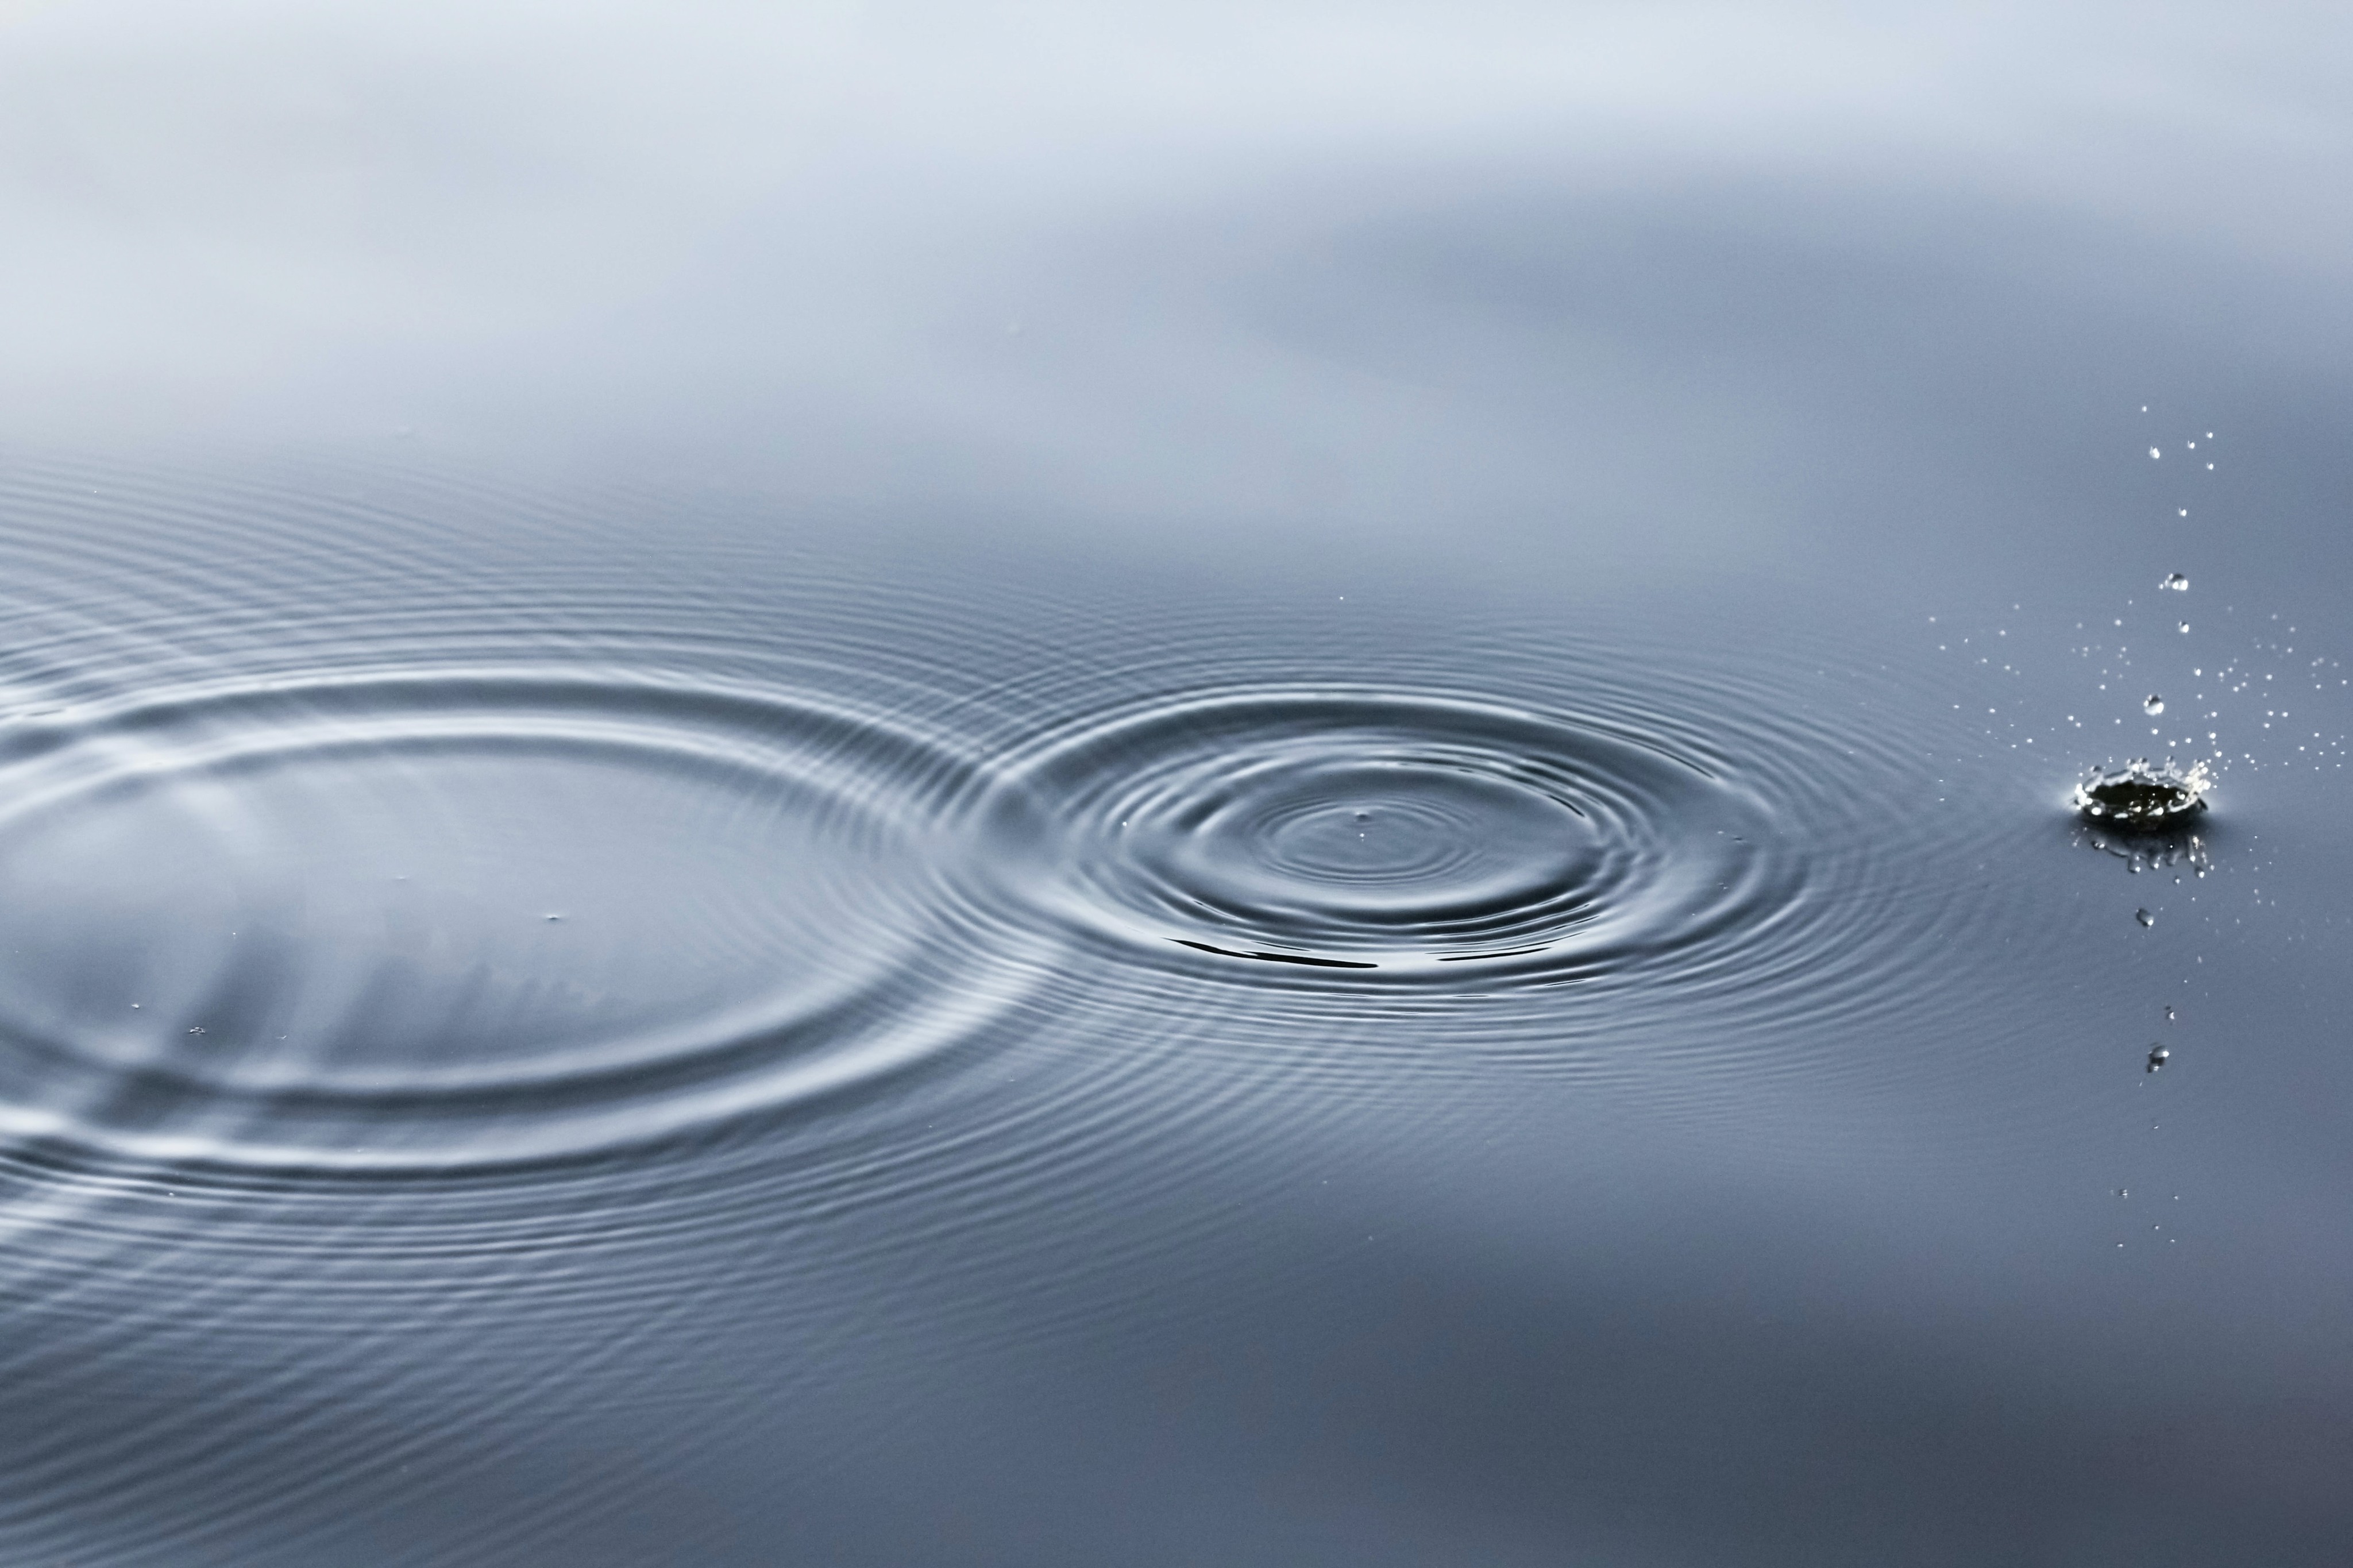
[2135,908,2155,928]
[2161,573,2189,591]
[2177,622,2189,634]
[2147,1045,2169,1072]
[2144,695,2165,715]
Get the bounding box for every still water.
[3,4,2352,1563]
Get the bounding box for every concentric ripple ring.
[0,671,1020,1172]
[972,688,1787,987]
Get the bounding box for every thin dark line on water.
[1172,939,1379,969]
[1434,945,1552,961]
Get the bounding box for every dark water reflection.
[5,6,2353,1563]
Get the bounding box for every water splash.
[2073,758,2211,828]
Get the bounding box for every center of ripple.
[980,689,1775,980]
[1151,759,1604,933]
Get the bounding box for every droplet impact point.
[2073,758,2211,829]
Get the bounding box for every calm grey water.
[3,5,2352,1563]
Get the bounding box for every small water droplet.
[2144,695,2165,715]
[2161,573,2189,591]
[2135,908,2155,928]
[2149,447,2162,459]
[2146,1045,2169,1072]
[2177,622,2189,634]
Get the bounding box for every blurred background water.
[2,3,2351,1562]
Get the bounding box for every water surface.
[3,5,2352,1563]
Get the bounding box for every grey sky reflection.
[5,1,2352,465]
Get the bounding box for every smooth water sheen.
[5,6,2353,1565]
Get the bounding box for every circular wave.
[0,671,1020,1172]
[974,689,1782,986]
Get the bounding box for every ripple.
[0,671,1017,1172]
[975,688,1781,987]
